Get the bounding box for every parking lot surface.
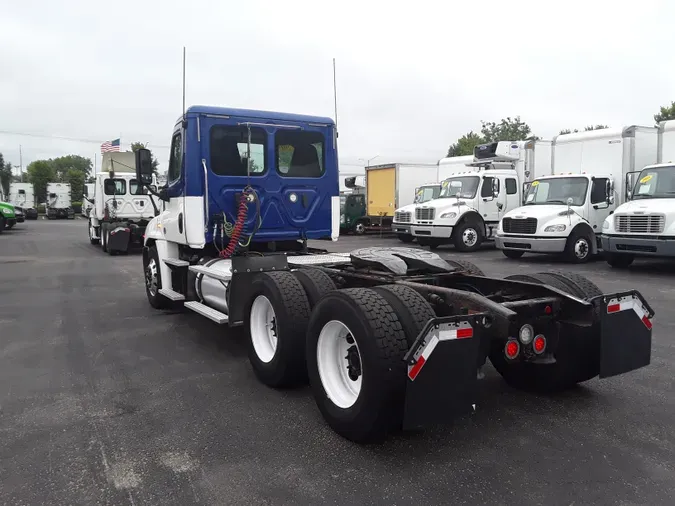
[1,220,675,505]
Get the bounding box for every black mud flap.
[107,226,131,253]
[402,314,487,430]
[598,291,654,378]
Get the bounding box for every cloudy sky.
[2,0,675,177]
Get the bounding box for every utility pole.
[19,145,23,182]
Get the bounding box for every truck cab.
[392,182,440,242]
[496,173,615,262]
[341,176,366,234]
[601,163,675,267]
[410,141,525,252]
[46,183,75,220]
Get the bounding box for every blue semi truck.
[133,105,654,443]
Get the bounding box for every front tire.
[0,216,4,233]
[397,233,414,244]
[306,288,409,443]
[246,271,311,388]
[353,221,366,235]
[453,221,483,252]
[89,221,99,245]
[502,249,524,259]
[144,246,170,309]
[564,230,593,263]
[605,253,634,268]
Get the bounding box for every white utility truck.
[86,152,158,254]
[8,182,36,221]
[600,120,675,267]
[410,140,552,251]
[82,183,95,217]
[496,125,659,263]
[46,183,75,219]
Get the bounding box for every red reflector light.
[607,303,621,313]
[505,340,520,359]
[642,315,652,330]
[533,335,546,354]
[544,305,552,315]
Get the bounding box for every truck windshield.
[415,185,440,203]
[632,166,675,199]
[439,176,479,199]
[524,177,588,206]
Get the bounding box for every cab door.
[480,175,501,223]
[161,129,187,244]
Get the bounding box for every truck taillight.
[532,335,546,354]
[505,339,520,360]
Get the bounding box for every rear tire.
[490,270,601,392]
[502,249,524,259]
[246,271,311,388]
[293,268,336,309]
[445,259,485,276]
[306,288,409,443]
[372,285,435,346]
[605,253,634,268]
[100,224,108,252]
[0,216,4,233]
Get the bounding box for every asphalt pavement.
[1,220,675,505]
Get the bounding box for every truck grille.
[415,208,435,221]
[502,217,537,234]
[394,211,411,223]
[614,214,665,234]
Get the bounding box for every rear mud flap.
[108,227,131,253]
[598,291,654,378]
[402,314,487,430]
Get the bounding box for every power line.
[0,129,170,149]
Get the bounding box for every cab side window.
[168,132,182,183]
[506,178,517,195]
[481,176,496,198]
[591,177,608,204]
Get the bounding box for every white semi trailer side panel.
[658,120,675,163]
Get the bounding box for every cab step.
[188,265,232,281]
[163,258,189,267]
[158,288,185,301]
[183,301,229,324]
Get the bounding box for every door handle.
[178,212,183,234]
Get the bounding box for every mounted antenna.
[332,58,338,130]
[182,47,187,121]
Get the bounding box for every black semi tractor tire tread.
[145,246,170,310]
[372,284,436,346]
[306,287,409,443]
[546,271,602,300]
[292,268,336,309]
[445,259,485,276]
[504,274,543,284]
[529,272,586,299]
[246,271,311,388]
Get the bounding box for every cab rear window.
[276,130,325,178]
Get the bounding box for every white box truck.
[8,182,37,221]
[411,140,552,251]
[46,183,75,219]
[496,125,659,262]
[600,120,675,267]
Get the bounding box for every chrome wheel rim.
[146,258,158,296]
[463,227,478,247]
[574,238,589,259]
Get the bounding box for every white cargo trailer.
[8,182,37,221]
[658,119,675,163]
[46,183,75,219]
[496,126,659,262]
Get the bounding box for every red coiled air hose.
[220,189,250,258]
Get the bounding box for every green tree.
[27,160,56,203]
[130,142,160,175]
[50,155,92,180]
[654,101,675,123]
[480,116,538,142]
[0,152,12,197]
[559,128,579,135]
[65,168,85,201]
[584,124,609,131]
[447,131,484,157]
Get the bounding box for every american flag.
[101,138,121,153]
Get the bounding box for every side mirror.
[606,180,615,205]
[492,179,500,198]
[567,197,574,206]
[135,148,154,185]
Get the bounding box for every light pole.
[358,155,379,168]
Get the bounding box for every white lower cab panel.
[184,196,205,248]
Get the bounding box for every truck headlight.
[340,215,345,224]
[440,212,457,219]
[602,220,609,230]
[544,224,566,232]
[1,207,12,215]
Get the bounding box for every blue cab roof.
[185,105,335,126]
